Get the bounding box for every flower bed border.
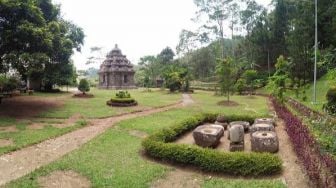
[142,113,282,176]
[271,97,336,187]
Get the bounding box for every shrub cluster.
[142,113,282,176]
[0,75,19,92]
[107,90,137,106]
[115,90,131,98]
[78,79,90,94]
[323,87,336,115]
[272,97,336,187]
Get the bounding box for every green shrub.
[235,78,246,95]
[108,91,137,106]
[323,87,336,114]
[78,79,90,94]
[142,113,282,176]
[0,75,19,92]
[115,90,131,98]
[110,97,136,104]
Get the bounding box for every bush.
[78,79,90,94]
[235,78,246,95]
[142,113,282,176]
[323,87,336,114]
[115,90,131,98]
[0,76,19,92]
[110,97,136,104]
[107,91,137,107]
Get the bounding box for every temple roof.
[99,44,135,73]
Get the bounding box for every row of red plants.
[287,98,323,119]
[271,97,336,187]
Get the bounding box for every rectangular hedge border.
[142,113,282,176]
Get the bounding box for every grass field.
[0,88,180,155]
[287,75,329,112]
[191,90,270,116]
[4,91,285,188]
[257,75,330,113]
[40,88,181,118]
[0,119,87,155]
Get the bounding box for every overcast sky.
[53,0,271,70]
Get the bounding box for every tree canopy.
[0,0,84,90]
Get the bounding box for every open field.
[2,91,291,188]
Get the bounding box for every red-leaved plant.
[271,97,336,187]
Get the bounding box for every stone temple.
[98,44,136,89]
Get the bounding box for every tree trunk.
[45,83,53,92]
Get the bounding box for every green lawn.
[191,90,270,116]
[202,178,286,188]
[5,91,285,187]
[40,88,181,118]
[0,119,87,155]
[287,75,329,112]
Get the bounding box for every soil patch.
[151,169,201,188]
[129,130,148,138]
[73,93,94,98]
[217,100,239,107]
[27,123,45,130]
[182,94,194,106]
[38,170,91,188]
[0,126,18,133]
[274,119,312,188]
[52,114,82,128]
[0,139,14,147]
[245,95,257,99]
[0,96,63,118]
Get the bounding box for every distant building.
[98,44,136,89]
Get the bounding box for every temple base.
[98,85,137,90]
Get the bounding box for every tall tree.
[193,0,234,58]
[216,57,236,101]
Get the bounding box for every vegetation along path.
[0,94,193,186]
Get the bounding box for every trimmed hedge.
[142,113,282,176]
[106,97,138,107]
[110,97,136,104]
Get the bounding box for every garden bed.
[272,97,336,187]
[106,98,138,107]
[217,100,239,107]
[73,93,94,98]
[142,113,282,176]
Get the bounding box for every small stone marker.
[229,124,244,143]
[229,121,250,132]
[254,118,275,126]
[215,115,228,129]
[229,142,244,152]
[193,124,224,148]
[228,124,244,151]
[251,131,279,153]
[250,123,275,134]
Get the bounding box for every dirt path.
[151,169,201,188]
[0,96,188,186]
[268,100,312,188]
[182,94,195,106]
